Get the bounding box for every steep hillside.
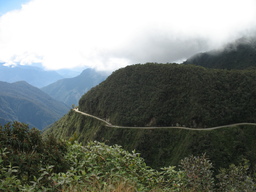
[0,81,69,129]
[0,63,63,88]
[184,37,256,69]
[45,111,256,172]
[41,68,108,106]
[79,63,256,127]
[44,63,256,170]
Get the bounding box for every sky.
[0,0,256,72]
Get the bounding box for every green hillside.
[45,110,256,172]
[80,63,256,127]
[0,81,69,129]
[44,63,256,171]
[184,37,256,69]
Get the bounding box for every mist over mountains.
[0,63,65,88]
[184,37,256,69]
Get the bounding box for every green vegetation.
[45,63,256,172]
[3,38,256,191]
[1,122,256,191]
[79,63,256,128]
[44,111,256,173]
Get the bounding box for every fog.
[0,0,255,71]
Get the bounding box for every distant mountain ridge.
[184,37,256,69]
[0,81,69,129]
[0,63,64,88]
[41,68,108,106]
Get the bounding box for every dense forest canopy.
[44,63,256,172]
[79,63,256,128]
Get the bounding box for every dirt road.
[73,108,256,131]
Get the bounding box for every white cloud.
[0,0,256,71]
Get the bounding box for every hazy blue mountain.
[0,81,69,129]
[56,68,87,78]
[184,37,256,69]
[0,63,64,88]
[41,68,108,106]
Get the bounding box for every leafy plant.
[179,153,214,191]
[0,148,21,192]
[1,122,256,191]
[216,159,256,191]
[0,122,68,183]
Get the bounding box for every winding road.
[73,108,256,131]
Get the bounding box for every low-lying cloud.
[0,0,255,71]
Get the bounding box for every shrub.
[0,122,255,191]
[58,141,156,191]
[0,122,68,183]
[179,153,214,191]
[216,159,256,191]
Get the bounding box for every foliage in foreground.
[1,122,256,191]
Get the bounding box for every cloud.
[0,0,256,71]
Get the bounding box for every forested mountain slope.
[0,81,69,129]
[41,68,108,106]
[79,63,256,128]
[184,37,256,69]
[44,63,256,170]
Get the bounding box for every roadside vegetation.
[1,122,255,191]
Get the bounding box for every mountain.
[41,68,108,106]
[0,81,69,129]
[184,37,256,69]
[44,63,256,171]
[0,63,64,87]
[79,64,256,127]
